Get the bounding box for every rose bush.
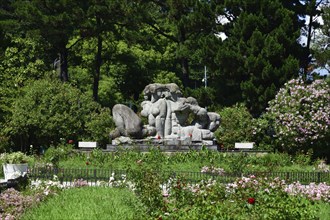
[157,175,326,219]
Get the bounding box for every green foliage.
[127,165,165,216]
[89,148,109,167]
[185,87,217,108]
[153,71,183,89]
[223,177,319,220]
[3,79,113,150]
[0,37,49,85]
[97,76,124,108]
[161,176,321,220]
[44,145,73,168]
[56,147,323,174]
[0,36,50,124]
[84,108,114,147]
[251,116,275,151]
[0,135,12,153]
[215,104,254,149]
[213,0,302,115]
[110,40,171,100]
[0,151,31,164]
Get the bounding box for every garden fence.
[27,167,330,187]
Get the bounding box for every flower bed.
[1,172,329,219]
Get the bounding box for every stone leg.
[155,116,165,137]
[164,118,172,136]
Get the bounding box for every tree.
[0,36,50,126]
[142,0,220,87]
[213,0,303,116]
[0,0,16,55]
[12,0,86,82]
[311,3,330,74]
[69,1,167,103]
[296,0,323,78]
[79,0,139,101]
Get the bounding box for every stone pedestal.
[106,138,218,152]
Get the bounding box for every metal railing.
[27,167,330,187]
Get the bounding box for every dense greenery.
[31,147,329,174]
[0,0,329,157]
[1,79,113,152]
[213,0,304,116]
[215,104,254,149]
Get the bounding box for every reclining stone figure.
[110,83,220,144]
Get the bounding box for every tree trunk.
[59,48,69,82]
[181,57,189,87]
[178,26,190,87]
[93,16,102,102]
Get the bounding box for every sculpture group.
[110,83,220,145]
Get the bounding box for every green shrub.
[0,151,31,164]
[127,165,165,217]
[3,79,113,151]
[83,108,114,148]
[251,116,275,151]
[215,104,254,149]
[44,145,73,168]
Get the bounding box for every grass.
[317,202,330,220]
[21,187,147,220]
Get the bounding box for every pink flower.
[68,139,74,144]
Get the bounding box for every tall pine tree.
[13,0,86,82]
[213,0,303,115]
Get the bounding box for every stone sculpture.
[110,104,144,138]
[110,83,220,145]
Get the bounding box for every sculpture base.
[106,144,218,152]
[107,137,218,152]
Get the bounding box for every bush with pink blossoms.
[200,166,226,175]
[285,181,330,202]
[265,78,330,155]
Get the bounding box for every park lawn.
[21,187,148,220]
